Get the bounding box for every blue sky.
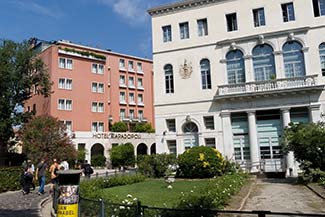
[0,0,177,59]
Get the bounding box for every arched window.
[319,43,325,76]
[164,64,174,93]
[283,41,305,77]
[252,44,276,81]
[226,50,245,84]
[182,122,199,150]
[200,59,211,89]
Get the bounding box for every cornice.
[148,0,227,16]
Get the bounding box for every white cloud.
[13,0,64,19]
[98,0,167,26]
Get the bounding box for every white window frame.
[59,58,73,70]
[58,99,72,111]
[58,78,72,90]
[137,62,143,72]
[179,22,190,39]
[120,92,126,104]
[92,63,104,74]
[128,60,134,72]
[119,59,126,70]
[197,18,208,36]
[92,122,104,132]
[162,25,172,42]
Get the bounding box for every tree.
[283,122,325,171]
[111,121,128,132]
[20,115,77,163]
[0,40,52,164]
[109,143,135,169]
[134,123,155,133]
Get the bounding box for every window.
[166,119,176,132]
[167,140,177,155]
[197,18,208,36]
[59,58,73,69]
[137,78,143,89]
[283,41,305,77]
[58,99,72,111]
[137,62,143,72]
[58,78,72,90]
[92,122,104,132]
[226,13,238,32]
[203,116,215,130]
[179,22,189,39]
[98,102,104,112]
[281,2,295,22]
[92,63,104,74]
[91,102,104,112]
[205,138,216,148]
[252,44,276,81]
[128,61,134,71]
[319,43,325,76]
[92,82,104,93]
[138,94,144,105]
[162,25,172,42]
[91,102,97,112]
[226,50,246,84]
[128,76,135,87]
[129,93,135,104]
[120,109,126,119]
[119,92,126,103]
[119,59,126,69]
[200,59,211,89]
[119,75,126,85]
[313,0,325,17]
[253,8,265,27]
[129,109,135,119]
[164,64,174,93]
[138,110,143,120]
[65,121,72,132]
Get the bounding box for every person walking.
[60,159,69,171]
[49,159,60,194]
[27,159,35,190]
[22,165,34,195]
[81,160,93,178]
[35,158,47,195]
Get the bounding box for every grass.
[99,179,212,208]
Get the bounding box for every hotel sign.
[93,132,142,139]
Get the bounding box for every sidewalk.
[0,186,51,217]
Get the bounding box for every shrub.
[111,121,128,132]
[91,155,106,167]
[175,173,248,210]
[177,146,226,179]
[110,143,135,169]
[0,167,22,193]
[133,123,155,133]
[137,154,177,178]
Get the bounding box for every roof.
[147,0,226,16]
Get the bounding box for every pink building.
[25,40,155,163]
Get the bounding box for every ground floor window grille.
[167,140,177,155]
[234,136,250,161]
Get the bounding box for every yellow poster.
[57,185,79,217]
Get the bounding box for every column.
[281,108,297,177]
[273,51,284,79]
[243,55,254,82]
[220,111,234,160]
[247,111,259,173]
[309,104,321,123]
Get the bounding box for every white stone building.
[148,0,325,176]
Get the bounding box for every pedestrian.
[81,160,93,178]
[60,159,69,171]
[49,158,60,194]
[27,159,35,190]
[35,158,47,195]
[22,165,33,195]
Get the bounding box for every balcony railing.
[216,75,321,97]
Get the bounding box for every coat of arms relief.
[179,59,193,79]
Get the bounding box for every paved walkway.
[242,178,325,214]
[0,186,51,217]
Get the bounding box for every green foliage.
[0,167,22,192]
[91,155,106,167]
[111,121,128,132]
[0,40,52,161]
[133,123,155,133]
[175,173,248,210]
[20,115,77,163]
[283,122,325,171]
[77,149,86,162]
[298,161,325,183]
[61,47,106,60]
[137,154,177,178]
[177,146,226,178]
[110,143,135,168]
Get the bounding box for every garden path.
[241,178,325,214]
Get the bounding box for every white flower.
[167,185,173,189]
[133,198,137,201]
[127,194,132,198]
[119,206,125,209]
[190,190,194,193]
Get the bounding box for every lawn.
[99,179,212,208]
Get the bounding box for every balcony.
[215,75,324,100]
